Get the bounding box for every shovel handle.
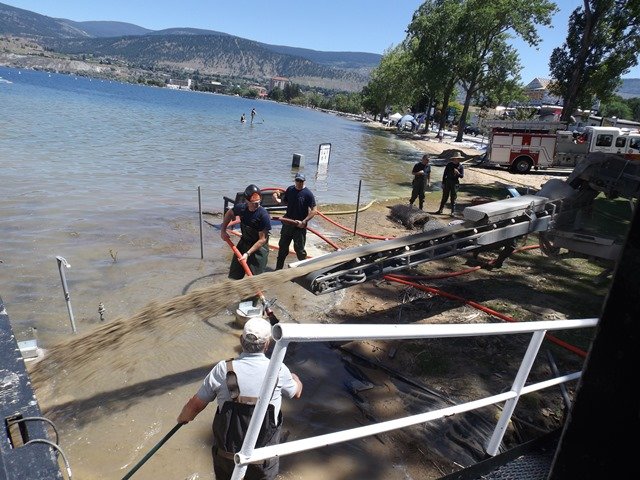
[224,237,267,299]
[121,423,184,480]
[224,237,279,324]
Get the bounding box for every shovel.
[224,237,279,324]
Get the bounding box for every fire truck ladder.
[292,195,557,295]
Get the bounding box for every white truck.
[484,120,640,173]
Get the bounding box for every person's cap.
[242,317,272,344]
[295,173,306,182]
[450,154,464,160]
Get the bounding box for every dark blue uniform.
[437,160,464,214]
[276,186,316,270]
[229,202,271,280]
[409,160,431,209]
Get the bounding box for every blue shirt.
[282,186,316,221]
[232,202,271,234]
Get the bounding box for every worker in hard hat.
[220,184,272,279]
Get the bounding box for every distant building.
[269,76,290,91]
[524,78,562,106]
[167,78,192,90]
[209,81,225,93]
[249,85,268,98]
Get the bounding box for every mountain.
[1,2,638,97]
[67,20,152,38]
[617,78,640,99]
[0,2,379,91]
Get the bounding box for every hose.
[318,200,375,215]
[224,237,279,324]
[121,423,184,480]
[383,273,589,358]
[316,210,394,240]
[272,215,340,251]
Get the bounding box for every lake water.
[1,66,462,479]
[0,65,429,338]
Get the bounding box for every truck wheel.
[511,157,532,174]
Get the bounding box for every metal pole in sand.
[198,186,204,259]
[353,179,362,236]
[56,256,77,334]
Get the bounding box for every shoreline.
[359,118,569,192]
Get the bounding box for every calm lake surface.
[1,66,453,479]
[0,65,427,337]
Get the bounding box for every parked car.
[464,125,481,136]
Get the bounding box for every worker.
[436,153,464,215]
[177,316,303,480]
[221,184,271,280]
[409,154,431,210]
[272,172,317,270]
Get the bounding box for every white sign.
[317,143,331,166]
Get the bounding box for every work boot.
[436,206,443,214]
[450,204,456,216]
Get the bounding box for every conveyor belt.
[292,195,556,294]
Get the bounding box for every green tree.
[626,97,640,121]
[269,87,284,102]
[455,0,556,141]
[599,95,633,119]
[361,45,414,121]
[549,1,640,122]
[407,0,467,134]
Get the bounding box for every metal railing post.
[231,339,290,480]
[55,256,77,334]
[486,329,547,455]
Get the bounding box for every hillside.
[1,1,638,97]
[0,2,377,92]
[618,78,640,99]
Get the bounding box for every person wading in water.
[177,316,303,480]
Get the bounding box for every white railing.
[230,319,598,480]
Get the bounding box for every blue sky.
[5,0,639,82]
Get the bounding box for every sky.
[4,0,639,83]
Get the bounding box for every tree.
[549,0,640,123]
[269,87,284,102]
[626,97,640,121]
[599,94,633,119]
[406,0,468,134]
[453,0,556,141]
[361,45,415,121]
[406,0,555,141]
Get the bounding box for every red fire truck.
[485,120,640,173]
